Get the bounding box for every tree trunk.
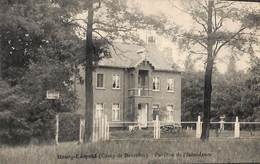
[84,0,94,142]
[0,36,2,80]
[201,0,214,141]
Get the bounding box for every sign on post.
[46,90,60,100]
[55,114,59,145]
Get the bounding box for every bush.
[58,113,81,142]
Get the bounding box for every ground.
[1,138,260,164]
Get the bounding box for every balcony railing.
[128,88,152,97]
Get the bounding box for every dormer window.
[148,36,156,44]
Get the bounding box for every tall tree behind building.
[171,0,258,141]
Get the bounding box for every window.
[166,105,174,122]
[112,103,120,121]
[152,104,160,120]
[148,36,156,44]
[96,73,104,88]
[96,103,104,118]
[112,74,120,89]
[152,77,160,91]
[167,78,175,92]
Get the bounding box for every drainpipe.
[123,68,126,127]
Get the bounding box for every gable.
[97,43,181,72]
[135,60,155,71]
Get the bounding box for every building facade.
[76,43,181,127]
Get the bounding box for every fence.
[55,114,260,143]
[107,116,260,141]
[92,115,109,142]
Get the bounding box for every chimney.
[146,35,157,49]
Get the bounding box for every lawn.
[1,138,260,164]
[110,128,260,139]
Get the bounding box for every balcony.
[128,88,152,97]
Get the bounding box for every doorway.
[137,103,148,128]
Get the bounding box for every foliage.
[173,0,259,140]
[0,0,82,145]
[182,56,260,123]
[0,80,31,144]
[182,71,204,121]
[242,56,260,122]
[58,113,81,142]
[211,71,248,121]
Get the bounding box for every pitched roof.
[98,42,180,72]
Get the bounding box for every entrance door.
[137,103,148,128]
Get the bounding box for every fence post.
[219,116,225,131]
[154,115,160,139]
[196,115,202,138]
[93,117,99,142]
[157,115,160,139]
[102,116,105,140]
[92,118,96,142]
[98,116,102,141]
[106,116,109,140]
[104,115,107,141]
[103,115,107,141]
[79,118,85,144]
[234,116,240,138]
[153,118,156,139]
[55,114,59,145]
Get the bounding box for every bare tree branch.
[193,16,208,32]
[213,40,220,58]
[93,21,136,32]
[195,0,208,13]
[214,27,247,58]
[64,18,88,24]
[63,21,87,31]
[214,1,235,10]
[197,40,208,49]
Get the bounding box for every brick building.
[76,41,181,127]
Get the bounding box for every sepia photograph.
[0,0,259,163]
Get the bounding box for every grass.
[1,138,260,164]
[110,128,260,139]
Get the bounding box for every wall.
[75,66,182,123]
[150,71,181,122]
[75,66,127,121]
[93,67,127,122]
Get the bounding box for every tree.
[0,0,170,144]
[68,0,173,142]
[174,0,258,140]
[0,0,83,144]
[243,55,260,121]
[182,70,204,122]
[0,0,81,85]
[84,0,94,142]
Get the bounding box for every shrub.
[58,113,81,142]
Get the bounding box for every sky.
[128,0,260,73]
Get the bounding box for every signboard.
[46,90,60,99]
